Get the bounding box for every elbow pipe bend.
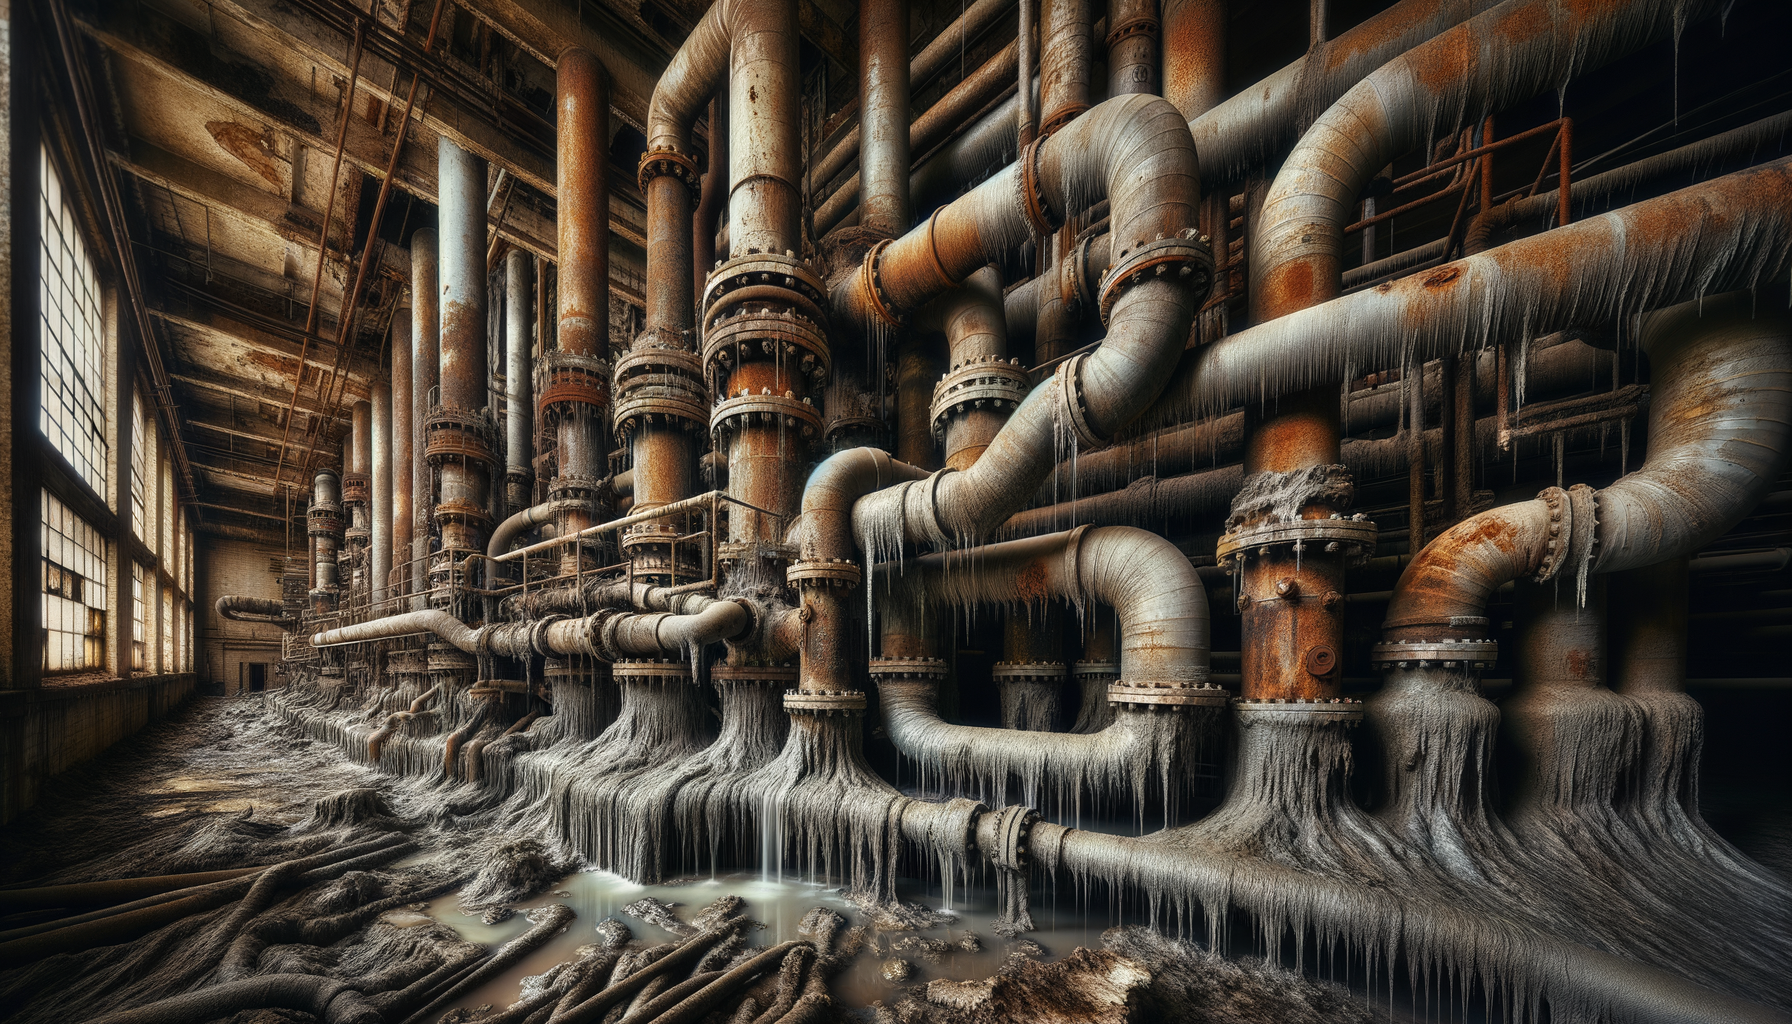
[310,611,479,653]
[1251,0,1716,320]
[799,448,932,562]
[1385,293,1792,642]
[216,596,294,629]
[1047,827,1792,1024]
[839,95,1207,550]
[487,499,584,559]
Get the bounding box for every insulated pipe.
[308,596,751,661]
[1141,162,1792,433]
[859,0,911,238]
[487,499,581,558]
[411,231,439,610]
[837,94,1203,550]
[371,382,392,611]
[215,596,293,628]
[918,268,1012,470]
[886,527,1209,686]
[1044,825,1792,1024]
[1383,292,1792,644]
[504,250,533,515]
[391,308,412,607]
[1250,0,1719,322]
[695,96,726,300]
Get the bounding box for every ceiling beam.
[150,305,383,383]
[171,369,355,420]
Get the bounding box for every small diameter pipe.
[309,596,751,662]
[371,382,392,610]
[392,308,412,604]
[84,976,381,1024]
[505,250,534,512]
[403,904,577,1024]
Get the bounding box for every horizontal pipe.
[215,596,293,627]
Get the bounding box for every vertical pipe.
[371,382,391,612]
[1453,354,1475,520]
[1018,0,1038,149]
[727,0,803,256]
[1038,0,1093,134]
[391,308,412,610]
[1160,0,1223,120]
[1610,558,1688,697]
[504,250,533,516]
[410,230,439,610]
[1439,354,1457,522]
[1309,0,1327,46]
[1106,0,1159,97]
[556,49,610,373]
[860,0,911,238]
[437,137,492,559]
[349,401,372,599]
[350,402,371,476]
[694,96,727,301]
[1406,360,1426,553]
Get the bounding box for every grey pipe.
[1142,160,1792,430]
[505,250,534,510]
[309,595,751,661]
[1383,291,1792,641]
[1249,0,1718,320]
[371,382,391,612]
[487,499,583,559]
[391,308,412,609]
[215,596,293,629]
[1045,824,1792,1024]
[838,94,1205,552]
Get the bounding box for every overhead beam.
[187,418,342,459]
[150,305,383,383]
[171,369,356,420]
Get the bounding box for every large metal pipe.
[1038,0,1093,134]
[436,137,492,560]
[504,250,533,516]
[371,382,391,612]
[1105,0,1158,97]
[410,230,439,610]
[859,0,911,238]
[1160,0,1223,119]
[391,308,412,609]
[1382,291,1792,646]
[309,596,750,662]
[838,94,1207,550]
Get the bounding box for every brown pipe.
[859,0,911,238]
[694,95,726,300]
[391,308,413,606]
[411,231,439,610]
[1161,0,1223,119]
[1039,0,1093,134]
[1106,0,1158,97]
[0,867,268,913]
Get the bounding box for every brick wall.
[0,673,194,823]
[197,537,288,693]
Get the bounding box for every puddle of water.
[424,868,1115,1014]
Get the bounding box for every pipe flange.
[1040,103,1091,136]
[783,689,867,715]
[786,558,862,589]
[930,357,1031,439]
[613,348,709,436]
[869,657,950,682]
[1014,137,1062,238]
[1098,230,1213,325]
[1565,483,1600,594]
[1217,514,1379,569]
[526,614,570,658]
[636,144,699,196]
[824,414,887,449]
[1108,681,1229,707]
[614,659,693,684]
[856,239,904,329]
[1233,696,1365,723]
[1052,354,1109,452]
[1370,638,1499,670]
[341,472,370,505]
[424,408,498,467]
[1532,486,1575,583]
[433,498,493,530]
[701,251,828,326]
[1104,13,1160,46]
[985,804,1038,872]
[619,522,683,556]
[537,352,612,422]
[702,310,830,392]
[718,541,796,565]
[1073,660,1120,680]
[1064,234,1101,318]
[307,509,344,538]
[931,797,989,864]
[992,661,1068,682]
[712,664,797,686]
[710,392,822,441]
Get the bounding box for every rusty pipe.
[504,250,533,514]
[1160,0,1223,119]
[695,95,726,300]
[1106,0,1158,97]
[860,0,911,238]
[371,383,392,611]
[1018,0,1038,149]
[1250,0,1720,323]
[558,48,611,366]
[410,231,440,609]
[309,596,752,662]
[216,596,294,628]
[1039,0,1093,133]
[1382,291,1792,644]
[918,268,1012,470]
[438,139,489,414]
[839,94,1203,550]
[391,308,413,607]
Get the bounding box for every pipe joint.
[637,144,700,196]
[1097,230,1213,325]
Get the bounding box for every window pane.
[42,489,107,673]
[38,147,108,497]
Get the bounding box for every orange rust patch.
[1013,559,1051,603]
[1423,266,1462,288]
[1492,3,1550,47]
[206,121,283,190]
[1409,25,1475,94]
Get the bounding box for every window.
[131,562,147,671]
[39,145,108,496]
[131,391,147,540]
[182,602,193,671]
[42,490,107,673]
[160,456,173,568]
[161,585,174,670]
